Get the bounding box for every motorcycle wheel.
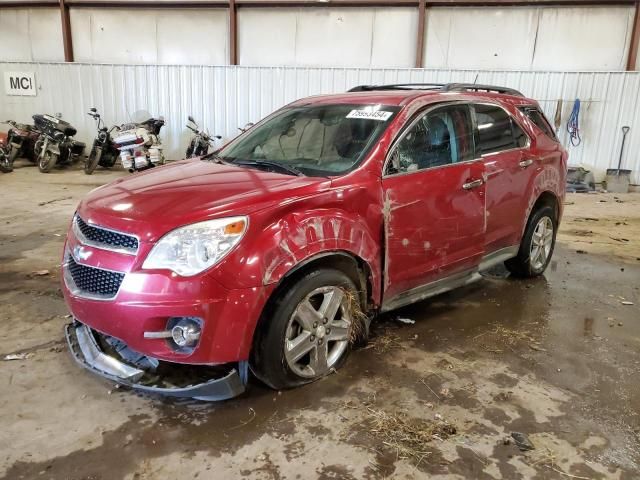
[39,151,57,173]
[0,150,12,173]
[34,138,43,159]
[8,145,20,163]
[85,146,101,175]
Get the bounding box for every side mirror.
[90,107,97,113]
[188,115,195,123]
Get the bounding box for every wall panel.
[423,6,635,71]
[0,62,639,184]
[238,7,418,67]
[69,8,228,65]
[0,8,64,62]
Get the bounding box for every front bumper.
[65,321,247,401]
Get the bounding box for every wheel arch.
[531,190,560,221]
[268,250,374,317]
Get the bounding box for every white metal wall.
[0,62,639,184]
[423,6,635,70]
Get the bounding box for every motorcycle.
[0,131,10,173]
[32,114,85,173]
[112,111,165,172]
[185,116,221,158]
[84,108,121,175]
[3,120,40,166]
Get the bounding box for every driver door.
[381,103,486,305]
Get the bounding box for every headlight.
[142,216,247,276]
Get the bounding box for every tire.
[8,145,19,163]
[0,151,12,173]
[38,151,57,173]
[505,205,557,278]
[85,146,101,175]
[251,268,360,390]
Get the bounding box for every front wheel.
[251,269,360,390]
[0,150,12,173]
[85,146,101,175]
[38,151,57,173]
[505,205,557,278]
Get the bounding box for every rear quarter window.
[519,106,558,142]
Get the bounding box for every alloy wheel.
[284,286,351,379]
[529,216,554,271]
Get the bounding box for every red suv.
[63,83,567,400]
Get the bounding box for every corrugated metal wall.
[1,62,639,183]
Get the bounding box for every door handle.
[519,159,534,168]
[463,179,484,190]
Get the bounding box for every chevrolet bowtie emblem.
[73,245,92,261]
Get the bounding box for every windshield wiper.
[201,152,230,164]
[232,159,304,177]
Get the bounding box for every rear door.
[473,103,532,253]
[382,103,486,302]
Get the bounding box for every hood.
[77,159,330,242]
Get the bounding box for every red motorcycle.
[3,120,40,169]
[0,131,10,173]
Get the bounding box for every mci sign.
[4,72,37,96]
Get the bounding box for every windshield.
[217,104,400,176]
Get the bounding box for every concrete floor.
[1,162,639,480]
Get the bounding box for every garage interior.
[1,1,640,479]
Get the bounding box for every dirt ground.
[1,162,639,480]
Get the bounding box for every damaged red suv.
[63,83,567,400]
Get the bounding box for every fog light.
[169,318,201,348]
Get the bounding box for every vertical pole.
[229,0,238,65]
[60,0,74,62]
[627,1,640,71]
[415,0,426,68]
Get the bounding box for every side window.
[519,106,558,141]
[512,121,528,148]
[474,105,516,155]
[387,105,474,175]
[474,104,525,155]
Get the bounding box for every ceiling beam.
[1,0,636,6]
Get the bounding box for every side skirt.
[380,245,519,313]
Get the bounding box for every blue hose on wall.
[567,99,581,146]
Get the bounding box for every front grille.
[66,254,125,299]
[75,215,138,253]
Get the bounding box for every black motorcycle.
[185,116,221,158]
[32,114,85,173]
[85,108,121,175]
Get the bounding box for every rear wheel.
[38,151,57,173]
[505,205,557,278]
[251,269,359,390]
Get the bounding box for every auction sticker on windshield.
[346,110,393,121]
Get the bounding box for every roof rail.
[348,82,524,97]
[442,83,524,97]
[348,83,444,92]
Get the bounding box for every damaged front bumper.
[65,321,247,401]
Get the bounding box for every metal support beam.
[230,0,238,65]
[59,0,74,62]
[415,0,426,68]
[0,0,636,6]
[628,1,640,70]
